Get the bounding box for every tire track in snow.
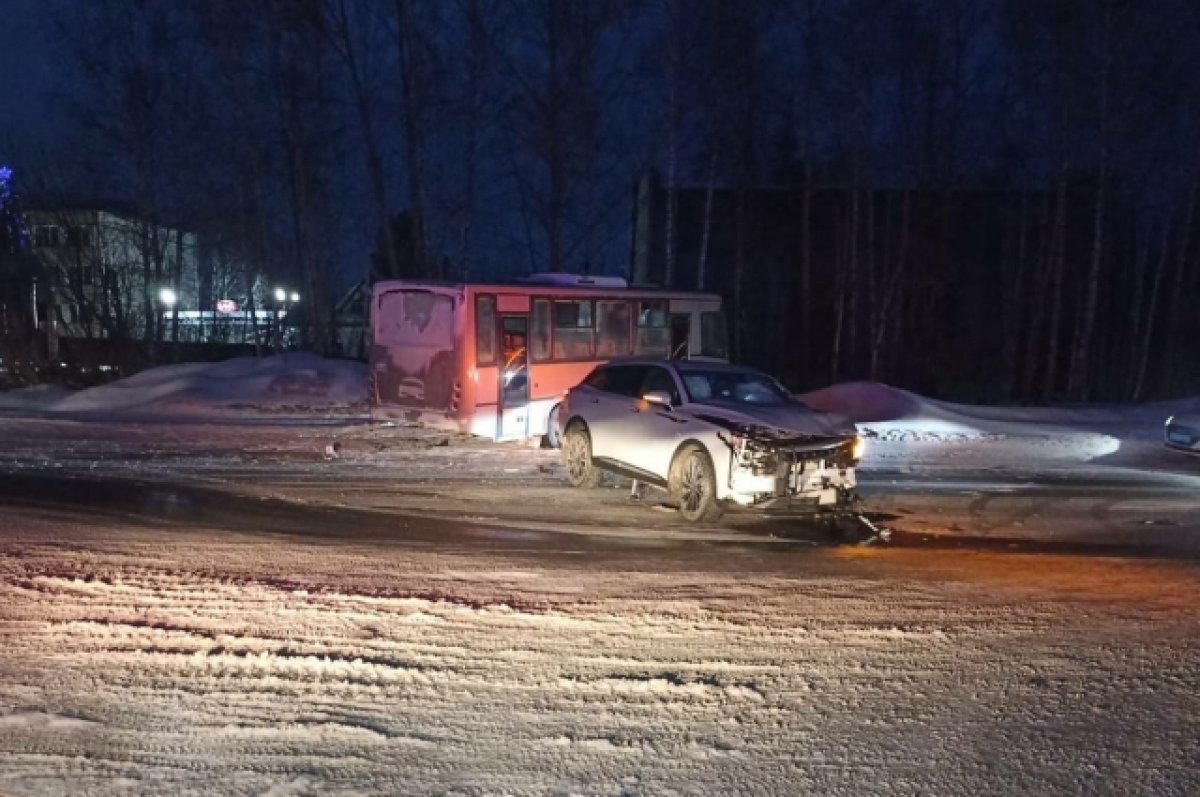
[3,521,1200,796]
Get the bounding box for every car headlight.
[1166,416,1174,427]
[851,435,866,463]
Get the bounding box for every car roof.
[598,358,764,375]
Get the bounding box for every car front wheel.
[671,444,723,523]
[563,423,602,488]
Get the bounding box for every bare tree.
[496,0,637,273]
[323,0,399,278]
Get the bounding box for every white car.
[1164,413,1200,454]
[559,359,862,522]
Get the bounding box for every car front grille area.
[1166,423,1199,447]
[739,445,853,479]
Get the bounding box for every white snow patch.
[797,381,1179,467]
[0,711,97,731]
[0,384,71,411]
[41,353,366,417]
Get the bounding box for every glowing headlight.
[851,435,866,463]
[1166,416,1174,426]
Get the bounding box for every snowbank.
[0,384,72,411]
[41,354,366,418]
[800,381,1193,433]
[796,381,1195,467]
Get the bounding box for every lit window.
[552,300,594,360]
[475,295,496,365]
[635,300,670,356]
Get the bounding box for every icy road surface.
[2,484,1200,796]
[2,415,1200,795]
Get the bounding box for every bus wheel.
[545,404,562,449]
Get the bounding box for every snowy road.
[2,417,1200,794]
[2,496,1200,796]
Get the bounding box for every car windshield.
[681,369,792,406]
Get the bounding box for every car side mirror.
[642,390,673,408]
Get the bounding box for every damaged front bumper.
[721,434,860,513]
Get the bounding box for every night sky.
[0,0,63,139]
[5,0,1200,402]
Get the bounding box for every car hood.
[685,399,856,444]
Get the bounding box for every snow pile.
[800,382,926,424]
[0,384,72,411]
[45,354,367,418]
[800,382,1019,441]
[797,381,1155,467]
[800,380,1186,438]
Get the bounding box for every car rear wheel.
[563,423,602,488]
[670,444,723,523]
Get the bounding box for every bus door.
[498,315,529,439]
[669,313,691,359]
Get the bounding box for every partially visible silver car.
[559,358,862,522]
[1164,413,1200,454]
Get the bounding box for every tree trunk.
[696,147,718,291]
[1125,218,1150,396]
[171,230,182,352]
[1021,191,1056,399]
[395,0,428,277]
[846,165,862,374]
[1165,133,1200,396]
[141,223,153,346]
[331,0,398,280]
[798,0,817,380]
[871,189,911,379]
[1001,191,1029,399]
[1043,168,1069,400]
[662,0,679,288]
[459,0,485,281]
[1133,215,1171,400]
[733,187,746,363]
[1066,0,1113,400]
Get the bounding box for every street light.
[157,288,179,355]
[272,287,300,352]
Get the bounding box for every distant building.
[24,204,276,350]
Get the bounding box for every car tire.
[563,422,602,488]
[545,404,562,449]
[670,444,724,523]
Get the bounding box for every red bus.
[369,274,727,442]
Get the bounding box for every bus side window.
[553,300,594,360]
[596,300,631,357]
[635,300,670,356]
[531,299,551,361]
[700,311,729,359]
[476,295,496,365]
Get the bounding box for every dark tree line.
[2,0,1199,400]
